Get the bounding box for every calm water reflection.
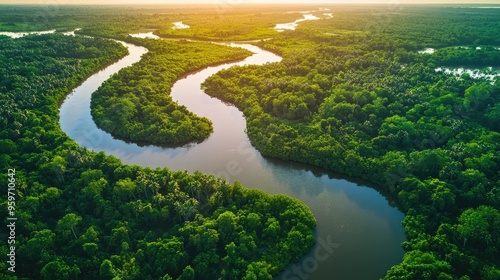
[59,39,405,280]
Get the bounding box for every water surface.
[436,66,500,82]
[130,31,160,40]
[418,48,435,54]
[173,21,190,30]
[62,28,82,36]
[275,13,320,32]
[0,29,55,38]
[59,37,406,280]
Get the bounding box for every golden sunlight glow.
[2,0,500,4]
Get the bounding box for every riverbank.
[59,32,406,280]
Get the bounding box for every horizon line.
[1,2,500,5]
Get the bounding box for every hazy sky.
[2,0,500,4]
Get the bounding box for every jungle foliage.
[2,4,500,280]
[0,33,315,279]
[91,38,251,145]
[202,5,500,280]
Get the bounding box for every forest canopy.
[202,5,500,280]
[1,4,500,280]
[0,29,315,279]
[91,38,251,145]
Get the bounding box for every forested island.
[0,15,315,280]
[91,38,252,145]
[1,3,499,280]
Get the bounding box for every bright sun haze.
[2,0,500,4]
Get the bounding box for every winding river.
[57,37,406,279]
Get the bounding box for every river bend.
[59,38,406,280]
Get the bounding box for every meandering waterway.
[57,33,406,279]
[2,26,406,280]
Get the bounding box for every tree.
[263,217,280,241]
[221,242,244,280]
[81,226,100,244]
[175,198,199,222]
[178,265,195,280]
[245,212,261,234]
[481,265,500,280]
[144,237,188,277]
[427,179,455,212]
[384,250,452,280]
[217,211,238,245]
[45,155,67,183]
[82,243,98,256]
[99,259,116,280]
[57,213,82,239]
[192,249,220,280]
[20,229,55,264]
[242,262,273,280]
[41,260,79,280]
[457,205,500,250]
[188,227,219,253]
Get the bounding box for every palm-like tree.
[175,198,199,222]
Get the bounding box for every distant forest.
[1,4,499,280]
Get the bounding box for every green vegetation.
[155,11,299,41]
[202,5,500,279]
[91,38,251,145]
[0,31,315,279]
[0,4,306,41]
[2,3,500,279]
[0,4,305,145]
[432,46,500,67]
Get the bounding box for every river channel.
[56,37,406,279]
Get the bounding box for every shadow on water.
[263,156,403,211]
[55,30,407,280]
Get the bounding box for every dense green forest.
[202,5,500,280]
[0,4,307,41]
[2,4,500,280]
[154,12,299,41]
[0,31,315,279]
[91,38,251,145]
